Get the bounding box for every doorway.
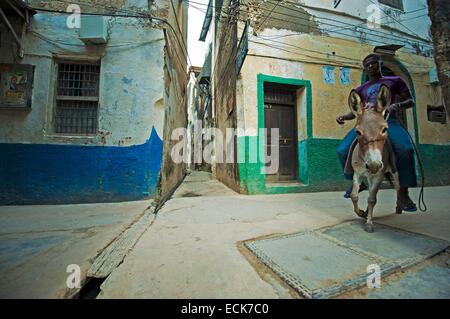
[264,83,298,182]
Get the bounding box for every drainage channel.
[78,278,106,299]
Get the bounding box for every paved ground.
[97,171,450,298]
[245,220,449,298]
[0,200,152,298]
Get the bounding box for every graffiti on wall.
[322,65,335,85]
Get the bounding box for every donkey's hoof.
[356,209,368,220]
[395,205,403,214]
[365,224,374,233]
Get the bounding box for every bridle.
[358,138,386,146]
[357,137,387,164]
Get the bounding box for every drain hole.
[181,191,201,197]
[79,278,105,299]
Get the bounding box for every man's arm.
[388,79,415,113]
[336,111,356,124]
[391,90,415,110]
[342,112,356,120]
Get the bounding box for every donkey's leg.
[391,172,403,214]
[365,175,383,233]
[351,173,366,219]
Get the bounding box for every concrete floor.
[98,171,450,298]
[0,200,152,298]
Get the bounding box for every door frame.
[257,74,312,185]
[264,86,299,182]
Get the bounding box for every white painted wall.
[301,0,432,55]
[0,11,166,147]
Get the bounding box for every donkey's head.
[348,85,390,175]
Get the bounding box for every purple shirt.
[355,76,410,118]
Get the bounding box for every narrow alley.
[95,171,450,299]
[1,0,449,303]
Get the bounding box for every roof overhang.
[374,44,404,55]
[199,0,213,42]
[0,0,37,58]
[198,44,211,84]
[0,0,37,16]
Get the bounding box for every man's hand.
[387,103,399,114]
[364,102,374,110]
[336,115,346,125]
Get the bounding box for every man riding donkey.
[336,54,418,229]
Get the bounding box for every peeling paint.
[0,0,186,204]
[243,0,320,35]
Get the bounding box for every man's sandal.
[395,199,418,214]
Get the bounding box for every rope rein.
[385,112,427,212]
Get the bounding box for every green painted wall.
[238,136,450,194]
[417,144,450,186]
[237,73,450,195]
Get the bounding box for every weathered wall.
[0,15,22,63]
[0,0,179,204]
[235,18,449,194]
[212,0,240,192]
[158,0,188,198]
[293,0,432,56]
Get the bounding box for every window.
[54,61,100,134]
[379,0,404,11]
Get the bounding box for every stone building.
[0,0,188,204]
[196,0,449,194]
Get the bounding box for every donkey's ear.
[348,90,362,116]
[376,84,391,113]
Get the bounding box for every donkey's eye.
[356,130,363,136]
[382,127,388,134]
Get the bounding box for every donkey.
[348,84,401,233]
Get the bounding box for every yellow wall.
[240,32,449,145]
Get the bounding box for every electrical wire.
[252,0,282,34]
[186,1,433,73]
[367,0,426,40]
[187,0,433,50]
[31,0,211,97]
[264,0,432,48]
[190,1,361,70]
[185,0,432,56]
[271,0,432,44]
[169,0,211,98]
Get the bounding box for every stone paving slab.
[245,231,398,299]
[321,221,450,268]
[245,221,449,299]
[366,265,450,299]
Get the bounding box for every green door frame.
[256,74,312,190]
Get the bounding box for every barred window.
[54,61,100,135]
[379,0,403,11]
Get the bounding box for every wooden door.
[264,87,298,182]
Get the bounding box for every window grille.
[54,61,100,134]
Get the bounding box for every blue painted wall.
[0,128,163,205]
